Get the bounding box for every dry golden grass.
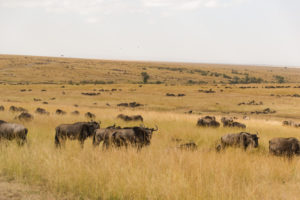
[1,54,300,84]
[1,55,300,199]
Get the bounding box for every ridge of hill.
[0,54,299,84]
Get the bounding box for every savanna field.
[2,55,300,199]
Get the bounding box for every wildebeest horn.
[153,125,158,131]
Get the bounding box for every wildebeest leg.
[17,138,26,146]
[103,139,110,150]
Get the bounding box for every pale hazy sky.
[0,0,300,66]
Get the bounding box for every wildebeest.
[221,117,246,129]
[0,120,28,145]
[71,110,80,115]
[178,142,198,151]
[216,132,259,151]
[269,137,300,157]
[9,106,27,113]
[15,112,34,122]
[93,124,120,147]
[85,112,96,120]
[197,116,220,127]
[35,107,49,115]
[56,109,66,115]
[100,125,158,150]
[55,121,100,148]
[117,102,143,108]
[117,114,143,122]
[0,105,4,111]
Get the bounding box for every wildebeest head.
[139,125,158,145]
[85,121,100,137]
[240,132,259,148]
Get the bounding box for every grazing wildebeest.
[103,125,158,150]
[179,142,198,151]
[0,120,28,145]
[269,137,300,157]
[56,109,66,115]
[216,132,259,151]
[85,112,96,120]
[9,106,27,113]
[221,117,246,129]
[15,112,34,122]
[35,108,49,115]
[197,116,220,127]
[55,121,100,148]
[117,114,143,122]
[221,117,233,126]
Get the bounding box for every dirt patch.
[0,177,57,200]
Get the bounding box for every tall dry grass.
[1,107,300,199]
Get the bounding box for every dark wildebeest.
[269,137,300,157]
[102,125,158,150]
[0,120,28,145]
[15,112,34,122]
[216,132,259,151]
[55,121,100,148]
[117,114,143,122]
[197,116,220,127]
[35,108,49,115]
[85,112,96,120]
[56,109,66,115]
[0,105,4,111]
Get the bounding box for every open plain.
[1,55,300,199]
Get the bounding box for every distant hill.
[0,54,299,84]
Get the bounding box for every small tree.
[274,75,285,83]
[141,72,150,84]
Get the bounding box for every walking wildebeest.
[197,116,220,127]
[102,125,158,150]
[55,121,100,148]
[117,114,143,122]
[216,132,259,151]
[0,120,28,145]
[269,137,300,157]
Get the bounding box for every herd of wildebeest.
[0,105,300,157]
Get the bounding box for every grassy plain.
[1,55,300,199]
